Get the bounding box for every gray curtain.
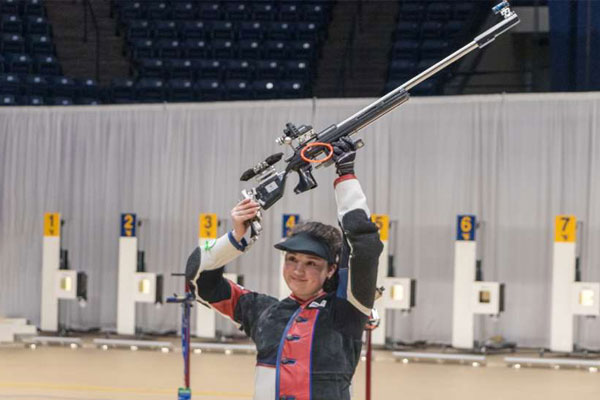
[1,93,599,348]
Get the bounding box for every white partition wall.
[550,215,600,352]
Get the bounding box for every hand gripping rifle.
[240,2,520,239]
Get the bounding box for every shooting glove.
[332,137,356,176]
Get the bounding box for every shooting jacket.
[186,175,383,400]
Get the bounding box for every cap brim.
[274,233,333,263]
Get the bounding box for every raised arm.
[185,199,277,335]
[332,138,383,316]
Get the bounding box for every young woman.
[186,139,383,400]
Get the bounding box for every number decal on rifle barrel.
[371,214,389,241]
[199,213,217,239]
[44,212,60,237]
[120,213,137,237]
[555,215,576,243]
[282,214,300,238]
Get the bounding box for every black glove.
[331,137,356,176]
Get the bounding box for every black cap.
[274,232,335,264]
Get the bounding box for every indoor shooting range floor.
[1,340,599,400]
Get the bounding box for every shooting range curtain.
[1,92,600,347]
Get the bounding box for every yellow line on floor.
[0,382,252,398]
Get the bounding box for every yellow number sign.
[199,213,217,239]
[44,212,60,237]
[555,215,576,242]
[371,214,389,241]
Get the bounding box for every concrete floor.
[1,342,599,400]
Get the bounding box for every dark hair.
[289,221,342,292]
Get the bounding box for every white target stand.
[195,213,240,339]
[40,212,87,333]
[116,213,163,336]
[278,214,300,299]
[452,215,504,350]
[550,215,599,352]
[370,215,415,346]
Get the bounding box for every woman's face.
[283,252,336,301]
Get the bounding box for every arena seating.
[0,0,100,105]
[385,1,484,96]
[111,0,332,103]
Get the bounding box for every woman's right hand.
[231,198,261,243]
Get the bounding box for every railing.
[82,0,100,82]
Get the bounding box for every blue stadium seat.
[290,41,315,60]
[416,58,438,71]
[194,79,222,101]
[284,60,310,80]
[1,15,23,34]
[422,21,444,38]
[297,22,319,42]
[147,2,170,20]
[389,59,417,79]
[212,20,235,40]
[179,21,207,39]
[50,76,77,97]
[78,78,99,98]
[126,20,151,40]
[398,3,425,21]
[22,95,44,105]
[193,59,222,79]
[155,39,181,58]
[154,20,177,39]
[25,16,51,35]
[2,33,26,53]
[281,80,307,98]
[238,21,265,41]
[129,38,155,59]
[256,60,282,79]
[427,3,452,21]
[446,20,464,37]
[237,39,261,59]
[279,4,300,21]
[135,78,165,103]
[166,78,194,102]
[224,3,249,21]
[24,0,46,17]
[264,40,288,59]
[166,58,193,79]
[110,77,136,103]
[392,39,420,59]
[198,2,220,20]
[395,21,420,39]
[6,53,33,74]
[136,58,165,78]
[454,3,474,20]
[212,39,234,59]
[268,22,295,41]
[224,59,254,80]
[0,73,20,94]
[28,34,54,55]
[224,79,250,100]
[252,79,279,99]
[172,2,196,21]
[0,93,17,105]
[182,38,209,58]
[303,3,329,23]
[0,54,4,73]
[50,97,74,106]
[251,3,276,21]
[119,2,144,30]
[0,0,19,15]
[34,54,60,75]
[421,39,449,58]
[77,97,102,105]
[24,74,48,96]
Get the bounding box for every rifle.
[240,1,520,238]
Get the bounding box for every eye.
[286,254,297,262]
[307,261,316,267]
